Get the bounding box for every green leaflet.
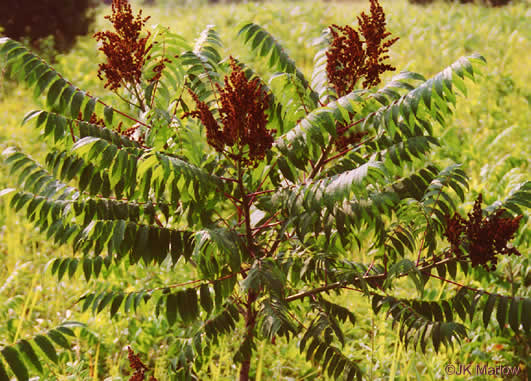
[58,85,75,113]
[17,340,42,374]
[46,78,67,108]
[1,346,28,381]
[110,293,125,319]
[495,296,508,332]
[97,293,115,314]
[46,330,70,350]
[83,97,96,121]
[70,91,85,119]
[507,298,519,333]
[33,335,57,364]
[166,293,178,326]
[34,71,58,99]
[483,294,497,329]
[103,106,113,126]
[199,284,213,315]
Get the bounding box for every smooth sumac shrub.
[0,0,529,379]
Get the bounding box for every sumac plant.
[0,0,529,379]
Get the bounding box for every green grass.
[0,0,529,379]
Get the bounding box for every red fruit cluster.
[445,194,522,271]
[121,124,145,146]
[94,0,151,90]
[127,347,158,381]
[149,56,172,82]
[185,57,275,166]
[326,0,398,96]
[87,113,105,126]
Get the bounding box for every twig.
[32,58,152,128]
[309,135,335,179]
[285,255,468,303]
[322,135,376,165]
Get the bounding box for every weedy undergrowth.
[0,0,529,380]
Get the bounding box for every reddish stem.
[247,189,275,198]
[421,270,494,296]
[252,221,283,237]
[219,176,238,183]
[323,135,376,165]
[69,124,77,142]
[223,191,243,205]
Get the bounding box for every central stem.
[237,159,257,380]
[237,159,253,255]
[239,290,258,381]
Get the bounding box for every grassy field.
[0,0,529,379]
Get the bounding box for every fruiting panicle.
[94,0,151,90]
[127,347,158,381]
[185,57,275,166]
[445,194,522,270]
[325,0,398,150]
[326,0,398,96]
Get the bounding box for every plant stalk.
[237,158,258,380]
[237,160,253,255]
[239,290,258,381]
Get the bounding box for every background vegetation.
[0,0,528,379]
[0,0,99,53]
